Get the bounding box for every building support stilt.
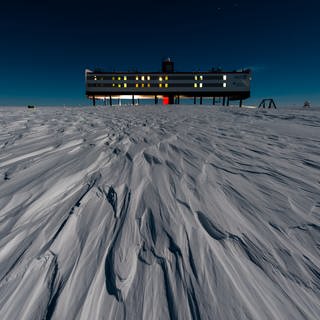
[222,96,226,106]
[239,99,243,108]
[155,95,158,104]
[227,97,230,106]
[109,96,112,106]
[92,96,96,106]
[194,97,196,104]
[212,97,216,105]
[200,96,203,105]
[132,95,135,106]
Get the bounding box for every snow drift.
[0,105,319,320]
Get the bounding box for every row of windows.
[87,75,227,81]
[88,75,169,81]
[87,83,227,88]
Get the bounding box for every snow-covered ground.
[0,105,319,320]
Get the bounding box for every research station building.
[85,59,251,106]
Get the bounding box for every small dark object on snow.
[27,105,35,109]
[303,101,311,108]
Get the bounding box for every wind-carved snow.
[0,105,320,320]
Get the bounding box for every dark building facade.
[85,59,251,106]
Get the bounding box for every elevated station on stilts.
[85,59,251,107]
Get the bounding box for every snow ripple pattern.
[0,105,320,320]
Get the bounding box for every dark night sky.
[0,0,319,106]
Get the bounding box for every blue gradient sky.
[0,0,319,106]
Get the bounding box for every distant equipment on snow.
[258,99,277,109]
[303,101,311,108]
[27,105,35,109]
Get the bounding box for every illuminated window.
[112,76,115,80]
[147,83,150,87]
[136,84,139,88]
[223,75,227,81]
[223,83,227,87]
[194,83,198,88]
[142,83,145,88]
[141,76,145,81]
[112,83,115,87]
[200,83,203,88]
[165,83,168,88]
[159,76,163,81]
[147,76,150,80]
[118,76,121,80]
[200,75,203,80]
[124,76,127,81]
[159,83,162,88]
[165,76,168,80]
[94,76,97,81]
[136,76,139,81]
[194,75,197,80]
[118,84,121,88]
[124,83,127,88]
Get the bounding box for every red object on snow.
[163,97,169,105]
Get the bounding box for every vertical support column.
[227,97,230,106]
[239,99,243,108]
[194,97,196,104]
[212,97,216,105]
[169,95,174,104]
[118,98,120,105]
[109,96,112,106]
[222,96,226,106]
[155,95,158,104]
[137,98,140,105]
[200,96,203,105]
[132,95,135,106]
[178,96,180,104]
[92,96,96,106]
[104,98,107,106]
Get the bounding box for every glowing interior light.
[147,76,151,80]
[223,83,227,87]
[159,83,162,88]
[165,76,168,80]
[124,83,127,88]
[124,76,127,80]
[112,83,115,87]
[136,76,139,81]
[194,75,197,80]
[136,84,139,88]
[223,75,227,81]
[200,75,203,80]
[118,76,121,80]
[159,76,163,81]
[165,83,168,88]
[194,83,198,88]
[112,76,115,80]
[141,76,145,81]
[200,83,203,88]
[141,83,145,88]
[118,84,121,88]
[147,83,150,87]
[94,76,97,81]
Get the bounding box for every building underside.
[86,92,250,107]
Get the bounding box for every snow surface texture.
[0,105,319,320]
